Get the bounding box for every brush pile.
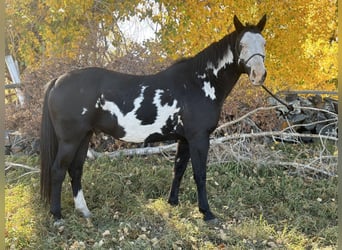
[267,91,338,142]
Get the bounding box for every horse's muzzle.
[249,68,267,86]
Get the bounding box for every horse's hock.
[268,91,338,142]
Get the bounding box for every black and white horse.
[40,15,267,223]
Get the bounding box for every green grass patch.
[5,154,337,249]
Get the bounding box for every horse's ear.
[233,15,244,32]
[257,14,267,32]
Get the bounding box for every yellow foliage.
[157,0,337,91]
[5,0,337,91]
[6,0,107,68]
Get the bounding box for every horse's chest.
[96,87,182,143]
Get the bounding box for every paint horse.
[40,15,267,223]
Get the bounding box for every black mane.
[185,26,261,74]
[170,22,262,75]
[192,31,238,71]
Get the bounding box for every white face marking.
[206,46,234,77]
[202,81,216,100]
[98,87,180,143]
[239,32,266,85]
[239,32,265,65]
[74,190,91,218]
[81,108,88,115]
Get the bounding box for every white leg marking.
[74,190,92,218]
[202,81,216,100]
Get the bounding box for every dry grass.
[5,141,337,249]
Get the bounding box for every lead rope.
[261,85,294,112]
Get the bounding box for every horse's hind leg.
[68,133,92,218]
[50,140,80,221]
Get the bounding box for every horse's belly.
[96,89,182,143]
[119,122,176,143]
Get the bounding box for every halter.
[237,52,265,76]
[243,53,265,65]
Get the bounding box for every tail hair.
[40,79,58,203]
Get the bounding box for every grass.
[5,147,337,249]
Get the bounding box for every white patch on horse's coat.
[81,108,88,115]
[95,99,100,108]
[202,81,216,100]
[177,115,183,126]
[96,93,109,109]
[99,87,180,143]
[74,189,91,217]
[206,47,234,77]
[197,73,206,79]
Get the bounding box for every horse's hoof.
[53,219,65,227]
[205,217,219,225]
[86,217,94,228]
[168,199,179,206]
[82,211,92,218]
[75,207,92,218]
[203,211,216,222]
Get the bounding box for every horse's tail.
[40,78,58,203]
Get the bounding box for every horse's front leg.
[168,139,190,206]
[189,136,216,221]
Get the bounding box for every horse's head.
[234,15,267,86]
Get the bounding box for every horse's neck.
[193,34,242,103]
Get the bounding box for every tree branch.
[214,105,282,132]
[5,162,39,172]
